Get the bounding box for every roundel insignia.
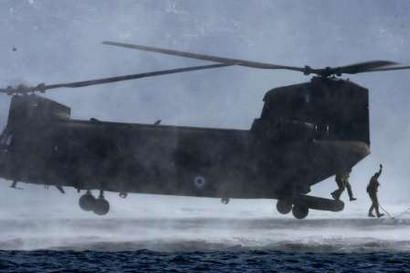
[194,176,206,189]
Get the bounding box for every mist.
[0,0,409,251]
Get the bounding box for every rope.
[379,203,394,218]
[379,204,410,219]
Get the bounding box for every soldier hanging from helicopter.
[331,168,357,201]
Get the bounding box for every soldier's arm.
[376,164,383,177]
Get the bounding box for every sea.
[0,194,409,272]
[0,217,409,272]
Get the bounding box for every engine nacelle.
[7,95,71,129]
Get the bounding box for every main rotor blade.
[0,63,231,95]
[103,41,306,73]
[363,64,410,73]
[45,63,231,90]
[103,41,401,77]
[331,60,398,75]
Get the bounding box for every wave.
[1,217,409,252]
[45,238,410,253]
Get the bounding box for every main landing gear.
[221,197,230,204]
[276,199,309,219]
[291,204,309,219]
[79,190,110,215]
[276,199,292,214]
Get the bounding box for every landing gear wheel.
[79,192,96,211]
[276,199,292,214]
[221,197,230,205]
[292,205,309,219]
[93,198,110,216]
[119,192,127,199]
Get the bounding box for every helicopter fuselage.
[0,77,370,216]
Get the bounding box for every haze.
[0,0,409,223]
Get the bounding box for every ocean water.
[0,215,409,272]
[0,191,408,272]
[0,250,408,272]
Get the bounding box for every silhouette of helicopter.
[0,41,408,218]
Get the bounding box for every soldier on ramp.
[331,168,357,201]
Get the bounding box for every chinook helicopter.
[0,41,409,219]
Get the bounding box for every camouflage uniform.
[367,165,384,218]
[331,169,356,201]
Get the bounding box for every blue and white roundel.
[194,176,206,189]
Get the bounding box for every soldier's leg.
[368,194,376,217]
[336,179,344,190]
[331,179,345,200]
[331,189,343,200]
[373,195,384,217]
[368,204,375,216]
[345,182,356,201]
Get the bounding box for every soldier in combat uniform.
[367,164,384,218]
[331,168,356,201]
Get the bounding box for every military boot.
[331,190,341,201]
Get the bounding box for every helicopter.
[0,41,409,219]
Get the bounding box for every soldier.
[331,168,357,201]
[367,164,384,218]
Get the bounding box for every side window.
[6,134,13,146]
[0,131,13,147]
[304,93,310,103]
